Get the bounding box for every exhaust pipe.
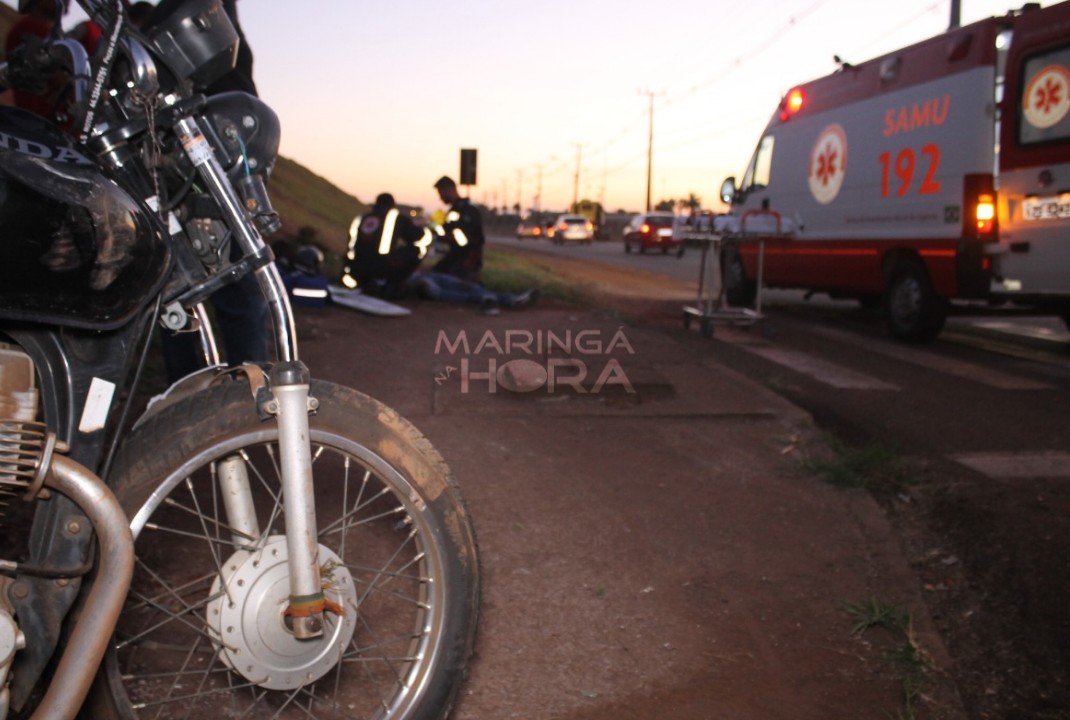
[30,454,133,720]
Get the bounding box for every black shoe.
[480,297,501,316]
[509,288,539,309]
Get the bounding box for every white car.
[549,214,594,244]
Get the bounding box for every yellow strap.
[285,593,346,618]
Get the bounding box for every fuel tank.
[0,107,170,330]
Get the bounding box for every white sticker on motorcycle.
[1023,64,1070,130]
[79,377,116,433]
[180,131,213,166]
[809,124,848,205]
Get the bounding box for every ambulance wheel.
[723,249,757,307]
[883,259,946,343]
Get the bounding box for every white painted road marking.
[727,341,899,390]
[811,327,1055,390]
[950,452,1070,479]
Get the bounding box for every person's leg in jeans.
[408,272,538,310]
[161,273,269,384]
[409,272,492,304]
[210,272,270,366]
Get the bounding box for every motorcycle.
[0,1,479,718]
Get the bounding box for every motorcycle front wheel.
[88,378,479,720]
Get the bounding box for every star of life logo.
[1023,64,1070,130]
[808,123,848,205]
[434,328,636,395]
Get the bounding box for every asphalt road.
[487,230,1070,347]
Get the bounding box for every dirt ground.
[273,245,1070,720]
[471,247,1070,720]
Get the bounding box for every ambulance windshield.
[741,135,775,193]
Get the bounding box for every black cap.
[374,192,395,209]
[434,176,455,190]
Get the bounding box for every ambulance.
[718,1,1070,341]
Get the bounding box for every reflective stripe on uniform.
[347,215,361,260]
[445,209,468,246]
[379,209,400,255]
[415,227,433,259]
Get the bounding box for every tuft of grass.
[845,598,935,720]
[846,596,911,636]
[803,434,905,490]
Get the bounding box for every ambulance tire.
[723,248,757,307]
[883,259,946,343]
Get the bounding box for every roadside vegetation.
[480,247,593,304]
[845,598,937,720]
[802,433,907,491]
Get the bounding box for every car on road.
[623,212,679,254]
[548,214,595,245]
[516,218,545,240]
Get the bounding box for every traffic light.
[460,148,477,186]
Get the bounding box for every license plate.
[657,228,673,238]
[1022,195,1070,221]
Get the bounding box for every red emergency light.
[963,174,997,239]
[976,194,996,235]
[779,88,805,121]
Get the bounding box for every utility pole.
[535,164,543,213]
[516,169,524,215]
[640,90,660,212]
[572,144,583,210]
[949,0,961,29]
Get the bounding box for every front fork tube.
[265,362,324,639]
[174,115,325,639]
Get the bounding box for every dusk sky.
[6,0,1051,214]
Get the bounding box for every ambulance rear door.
[997,1,1070,304]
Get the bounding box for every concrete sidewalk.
[295,298,964,720]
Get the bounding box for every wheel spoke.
[105,383,475,719]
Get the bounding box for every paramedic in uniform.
[406,176,538,314]
[342,192,431,297]
[432,175,485,281]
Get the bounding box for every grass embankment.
[478,246,594,304]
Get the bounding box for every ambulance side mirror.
[720,177,737,205]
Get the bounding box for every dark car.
[516,218,545,240]
[622,212,679,254]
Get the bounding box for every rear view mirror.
[720,177,737,205]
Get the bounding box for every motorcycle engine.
[0,345,39,524]
[0,346,37,426]
[0,345,37,714]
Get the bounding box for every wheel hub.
[891,278,922,323]
[207,535,357,690]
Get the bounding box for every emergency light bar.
[779,88,805,121]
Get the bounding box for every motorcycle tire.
[86,377,480,720]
